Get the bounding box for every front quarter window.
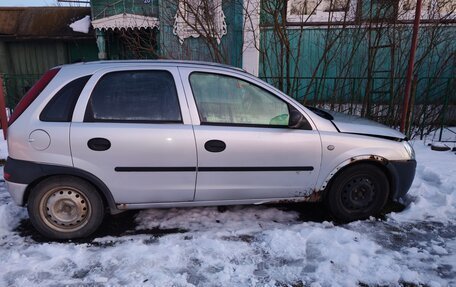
[189,72,293,127]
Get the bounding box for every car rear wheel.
[27,176,104,240]
[326,164,389,222]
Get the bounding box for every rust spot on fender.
[321,154,389,192]
[368,155,388,164]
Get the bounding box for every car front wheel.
[326,164,389,222]
[27,176,104,240]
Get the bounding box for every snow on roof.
[69,15,91,34]
[0,7,94,39]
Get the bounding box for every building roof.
[0,7,94,40]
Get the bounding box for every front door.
[181,69,322,201]
[70,67,197,204]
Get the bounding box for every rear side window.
[85,70,182,123]
[40,76,90,122]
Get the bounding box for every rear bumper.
[5,180,27,206]
[386,159,417,200]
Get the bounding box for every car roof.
[62,60,247,74]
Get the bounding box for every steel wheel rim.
[341,176,376,210]
[39,187,92,232]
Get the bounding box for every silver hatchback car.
[5,61,416,239]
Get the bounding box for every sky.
[0,0,88,6]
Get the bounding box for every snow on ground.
[0,133,455,286]
[0,138,7,161]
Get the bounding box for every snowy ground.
[0,132,455,286]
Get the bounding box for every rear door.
[179,67,322,201]
[70,66,197,204]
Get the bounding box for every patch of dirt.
[268,202,333,223]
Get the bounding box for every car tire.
[27,176,104,240]
[325,164,389,222]
[430,144,450,151]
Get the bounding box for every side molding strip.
[198,166,314,172]
[115,167,196,172]
[115,166,314,172]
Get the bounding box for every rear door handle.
[204,140,226,153]
[88,138,111,151]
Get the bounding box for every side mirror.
[288,105,311,130]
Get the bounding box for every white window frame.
[173,0,228,45]
[286,0,356,23]
[398,0,456,20]
[286,0,455,23]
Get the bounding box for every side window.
[40,75,91,122]
[190,73,290,127]
[85,70,182,123]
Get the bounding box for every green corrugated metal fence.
[1,74,41,108]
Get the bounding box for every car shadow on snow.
[270,200,405,223]
[15,201,406,244]
[268,202,333,222]
[15,210,187,244]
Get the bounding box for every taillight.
[8,68,61,126]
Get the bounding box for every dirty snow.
[0,139,7,160]
[69,15,91,34]
[0,131,455,286]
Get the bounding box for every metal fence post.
[400,0,422,133]
[0,74,8,139]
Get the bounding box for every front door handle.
[204,140,226,153]
[88,138,111,151]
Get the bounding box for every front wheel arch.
[321,159,395,201]
[323,161,391,221]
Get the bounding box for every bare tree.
[115,0,455,136]
[255,0,455,136]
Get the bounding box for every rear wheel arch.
[23,169,118,214]
[27,176,105,239]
